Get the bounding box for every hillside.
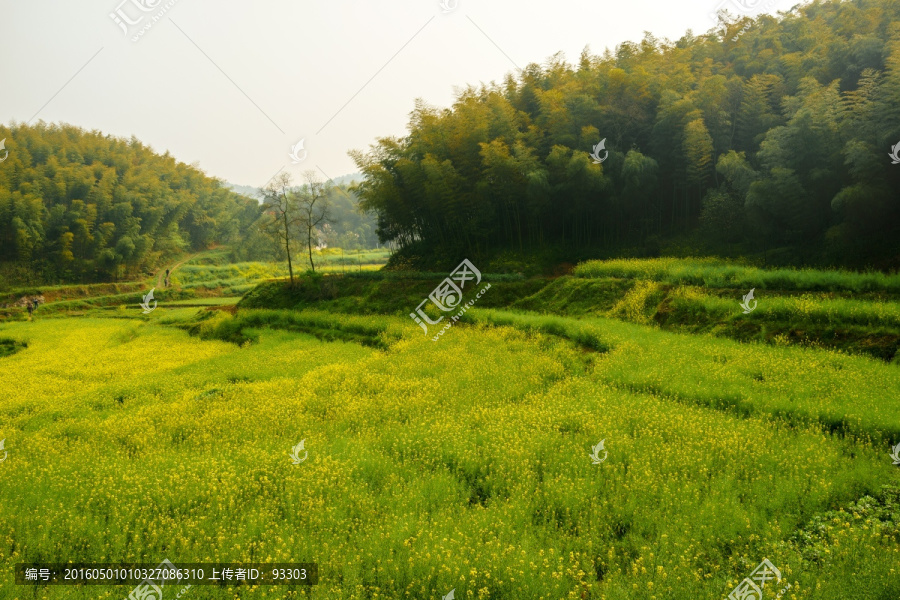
[237,258,900,362]
[0,122,263,286]
[352,0,900,270]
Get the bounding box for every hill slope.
[0,122,262,285]
[352,0,900,268]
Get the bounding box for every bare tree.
[260,172,301,286]
[298,170,332,273]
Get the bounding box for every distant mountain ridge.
[226,173,364,201]
[226,184,262,200]
[328,173,365,186]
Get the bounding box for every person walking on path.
[26,299,34,321]
[165,269,170,287]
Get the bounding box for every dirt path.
[155,253,200,289]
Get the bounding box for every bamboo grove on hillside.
[351,0,900,261]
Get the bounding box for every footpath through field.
[156,251,207,289]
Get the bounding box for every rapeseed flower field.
[1,301,899,599]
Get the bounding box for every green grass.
[660,288,900,329]
[172,252,390,291]
[1,307,899,599]
[164,297,240,306]
[466,308,900,443]
[0,337,26,358]
[33,289,198,314]
[173,261,289,288]
[241,270,900,362]
[183,308,403,348]
[4,256,900,599]
[575,257,900,293]
[316,247,391,266]
[238,272,529,318]
[1,281,146,305]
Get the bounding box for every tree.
[684,118,714,218]
[344,0,900,266]
[260,172,300,286]
[297,171,332,273]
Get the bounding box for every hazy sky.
[1,0,789,187]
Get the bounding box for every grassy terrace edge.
[237,267,900,362]
[575,257,900,293]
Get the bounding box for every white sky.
[0,0,789,188]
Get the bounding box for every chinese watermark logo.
[727,558,790,600]
[740,289,757,314]
[127,558,191,600]
[128,579,162,599]
[589,439,607,464]
[289,140,307,164]
[409,259,491,341]
[0,139,8,163]
[890,442,900,465]
[140,288,157,314]
[709,0,781,24]
[109,0,182,42]
[731,21,753,41]
[290,440,308,465]
[889,142,900,165]
[0,439,7,463]
[439,0,458,13]
[590,139,608,164]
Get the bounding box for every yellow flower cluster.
[0,309,897,599]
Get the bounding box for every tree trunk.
[307,224,315,273]
[283,210,294,286]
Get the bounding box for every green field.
[0,250,391,322]
[574,258,900,293]
[1,258,899,599]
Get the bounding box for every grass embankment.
[1,281,147,304]
[0,251,390,321]
[573,259,900,361]
[188,247,390,274]
[0,282,149,321]
[0,337,26,358]
[238,259,900,362]
[182,308,403,349]
[575,257,900,293]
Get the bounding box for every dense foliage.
[351,0,900,265]
[319,186,381,250]
[229,182,383,266]
[0,122,262,283]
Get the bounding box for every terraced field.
[1,259,899,599]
